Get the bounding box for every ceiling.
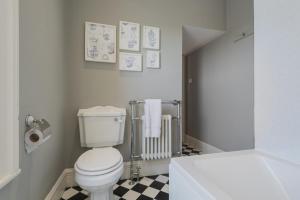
[182,25,224,55]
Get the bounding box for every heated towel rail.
[129,100,182,184]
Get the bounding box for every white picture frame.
[85,22,117,63]
[119,52,142,71]
[119,21,140,51]
[143,26,160,50]
[145,50,160,69]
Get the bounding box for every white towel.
[144,99,162,138]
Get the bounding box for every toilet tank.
[77,106,126,147]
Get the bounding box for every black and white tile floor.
[61,186,89,200]
[61,174,169,200]
[113,174,169,200]
[61,144,200,200]
[182,143,201,156]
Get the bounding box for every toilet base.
[74,148,123,200]
[90,186,113,200]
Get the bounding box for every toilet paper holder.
[25,115,52,153]
[25,115,43,128]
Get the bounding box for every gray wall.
[0,0,226,199]
[186,0,254,151]
[0,0,67,199]
[64,0,226,165]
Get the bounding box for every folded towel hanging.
[144,99,162,138]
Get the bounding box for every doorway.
[182,25,224,140]
[181,19,254,153]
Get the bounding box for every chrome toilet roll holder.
[25,114,46,128]
[25,114,39,128]
[24,114,52,154]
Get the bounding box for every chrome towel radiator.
[142,115,172,160]
[129,100,182,184]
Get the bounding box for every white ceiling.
[182,25,224,55]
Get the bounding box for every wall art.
[143,26,160,50]
[119,52,142,71]
[85,22,116,63]
[145,50,160,69]
[119,21,140,51]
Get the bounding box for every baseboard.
[44,168,75,200]
[184,134,224,154]
[122,159,170,179]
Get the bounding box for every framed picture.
[145,50,160,69]
[85,22,116,63]
[143,26,160,50]
[119,52,142,71]
[119,21,140,51]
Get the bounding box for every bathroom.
[0,0,299,200]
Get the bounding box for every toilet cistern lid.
[77,106,126,117]
[75,147,122,172]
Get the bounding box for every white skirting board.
[122,159,170,180]
[44,159,170,200]
[184,134,224,154]
[44,169,76,200]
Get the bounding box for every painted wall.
[254,0,300,164]
[186,0,254,151]
[64,0,226,165]
[0,0,67,199]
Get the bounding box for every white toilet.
[75,106,126,200]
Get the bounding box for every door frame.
[0,0,20,189]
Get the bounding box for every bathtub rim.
[170,149,299,200]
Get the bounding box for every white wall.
[254,0,300,164]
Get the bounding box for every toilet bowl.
[75,147,124,200]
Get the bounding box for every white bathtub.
[170,150,300,200]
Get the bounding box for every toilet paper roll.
[25,127,44,146]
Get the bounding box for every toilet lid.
[75,147,122,175]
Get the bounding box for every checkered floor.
[61,144,200,200]
[113,174,169,200]
[61,174,169,200]
[61,186,89,200]
[182,143,201,156]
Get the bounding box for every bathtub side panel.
[169,163,211,200]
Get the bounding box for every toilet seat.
[75,147,123,176]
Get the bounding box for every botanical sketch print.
[145,50,160,69]
[119,21,140,51]
[119,52,142,71]
[85,22,116,63]
[143,26,160,50]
